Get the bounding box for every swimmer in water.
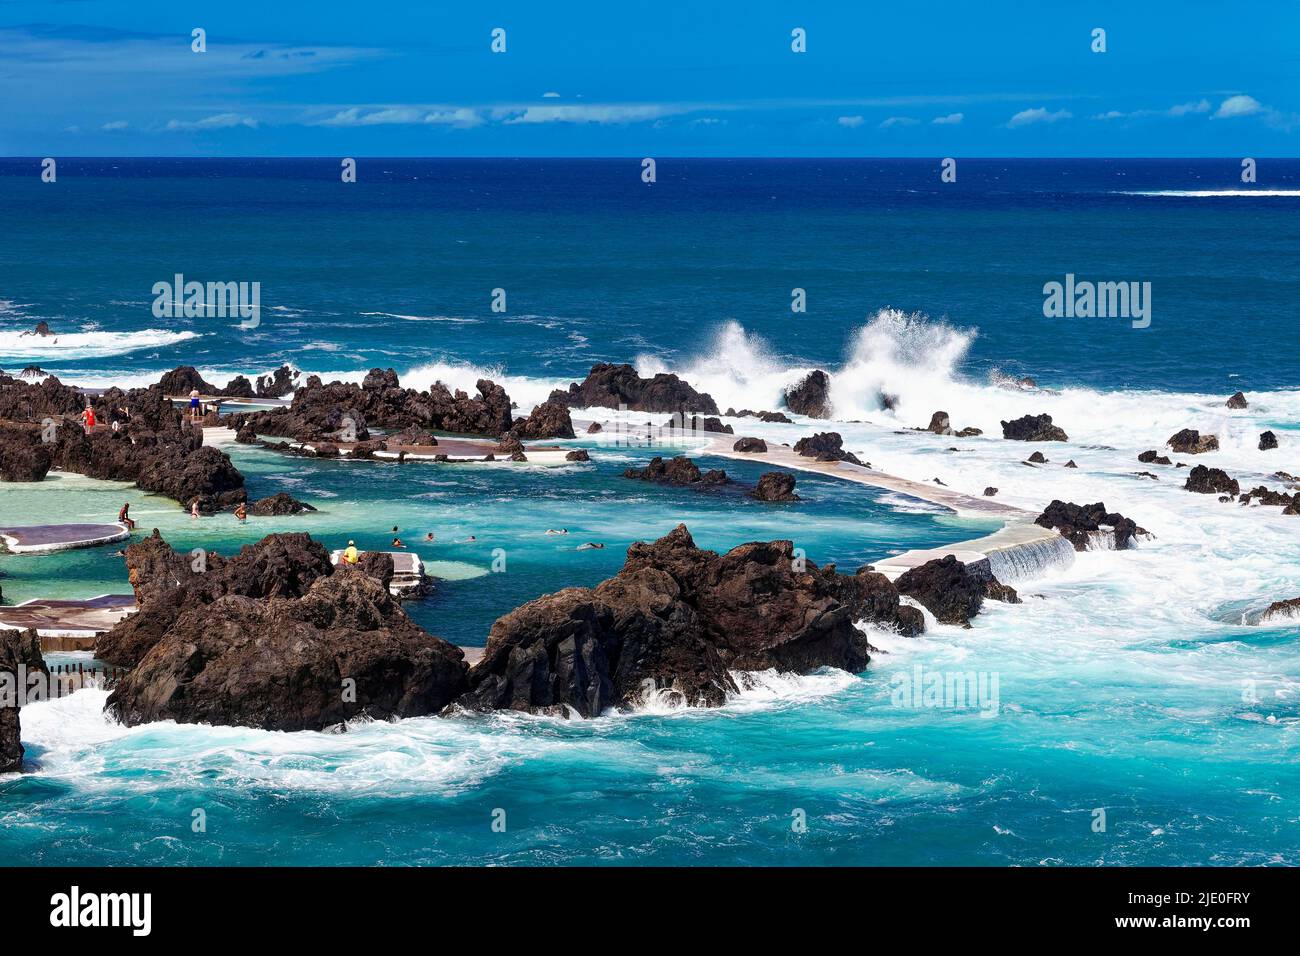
[464,535,477,543]
[190,500,200,519]
[576,542,605,551]
[392,537,405,548]
[425,532,435,542]
[545,528,569,535]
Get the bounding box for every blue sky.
[2,1,1296,156]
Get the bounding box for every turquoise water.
[2,159,1299,866]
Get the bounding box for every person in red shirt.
[80,404,96,432]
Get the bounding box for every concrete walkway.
[0,523,130,554]
[706,437,1069,581]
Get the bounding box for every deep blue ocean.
[1,159,1298,866]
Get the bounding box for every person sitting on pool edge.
[117,502,136,532]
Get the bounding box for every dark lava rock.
[255,365,301,398]
[550,363,719,415]
[1226,391,1249,409]
[1001,413,1068,442]
[985,578,1021,604]
[1260,431,1278,451]
[1,628,48,773]
[1167,428,1219,454]
[456,524,921,717]
[1034,500,1141,551]
[510,398,576,440]
[96,531,337,668]
[784,370,832,418]
[565,449,591,462]
[106,562,467,732]
[751,471,799,502]
[1138,450,1172,465]
[623,456,729,486]
[983,487,998,496]
[158,366,217,396]
[925,411,981,436]
[0,371,90,421]
[1263,597,1300,621]
[100,533,464,730]
[1027,451,1048,464]
[1239,486,1295,509]
[586,422,603,434]
[894,555,1002,627]
[248,492,316,516]
[222,375,256,398]
[793,432,864,466]
[1064,459,1078,468]
[733,437,768,454]
[0,423,53,481]
[727,408,795,424]
[1185,465,1240,496]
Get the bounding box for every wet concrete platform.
[0,523,130,554]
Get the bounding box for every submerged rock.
[1034,500,1141,551]
[727,408,794,424]
[550,363,719,415]
[249,492,316,516]
[1138,449,1172,465]
[1,628,48,773]
[457,524,920,717]
[1185,464,1240,496]
[565,449,591,462]
[1262,597,1300,623]
[784,370,832,418]
[1001,413,1068,442]
[623,456,729,486]
[1167,428,1219,454]
[751,471,799,502]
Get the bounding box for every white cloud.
[879,116,919,128]
[316,107,482,128]
[163,113,258,131]
[1094,100,1210,121]
[498,104,673,124]
[542,91,560,98]
[1214,94,1263,119]
[932,112,963,125]
[837,115,864,128]
[1006,107,1072,128]
[101,120,128,130]
[423,108,484,127]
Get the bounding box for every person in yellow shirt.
[343,540,359,564]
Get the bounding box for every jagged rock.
[985,578,1021,604]
[158,366,217,396]
[1136,471,1159,480]
[623,456,729,486]
[549,363,719,415]
[1226,391,1248,409]
[222,375,256,398]
[1185,465,1239,496]
[586,422,603,434]
[105,562,467,732]
[1001,414,1068,442]
[256,365,300,398]
[1,628,48,773]
[248,492,316,516]
[0,371,87,421]
[1167,429,1219,454]
[1138,450,1172,465]
[565,449,591,462]
[1260,431,1278,451]
[1027,451,1048,464]
[457,524,919,717]
[784,370,832,418]
[1034,500,1140,551]
[793,432,864,466]
[751,472,799,502]
[1064,460,1078,468]
[983,487,998,496]
[925,411,954,435]
[348,439,386,459]
[733,437,768,454]
[1238,486,1296,509]
[1263,597,1300,622]
[0,423,53,481]
[895,555,998,627]
[510,398,576,440]
[356,550,395,590]
[727,408,794,424]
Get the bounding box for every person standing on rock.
[189,388,201,422]
[80,402,96,433]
